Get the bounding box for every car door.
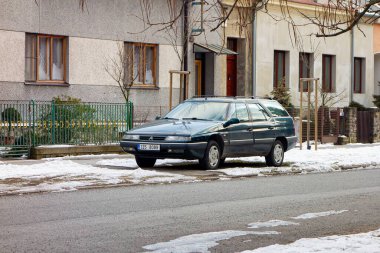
[225,102,254,155]
[247,103,275,155]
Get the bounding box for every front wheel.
[135,156,156,168]
[265,140,284,167]
[199,140,221,170]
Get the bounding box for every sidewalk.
[1,143,380,196]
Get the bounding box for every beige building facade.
[224,0,376,107]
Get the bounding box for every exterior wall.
[186,0,227,99]
[374,24,380,95]
[68,37,119,86]
[223,0,252,96]
[0,0,186,109]
[352,25,375,106]
[0,30,25,83]
[254,4,374,107]
[374,24,380,54]
[375,54,380,95]
[0,0,183,44]
[0,0,226,110]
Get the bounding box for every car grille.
[139,136,166,141]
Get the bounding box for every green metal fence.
[0,100,133,158]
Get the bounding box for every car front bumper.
[120,140,208,159]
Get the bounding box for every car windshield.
[164,101,229,121]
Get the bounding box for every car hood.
[128,119,223,136]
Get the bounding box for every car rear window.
[260,100,289,117]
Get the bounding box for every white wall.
[69,37,119,86]
[68,37,182,89]
[375,54,380,95]
[352,25,375,106]
[0,30,25,83]
[255,4,374,107]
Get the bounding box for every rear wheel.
[135,156,156,168]
[265,140,284,167]
[199,140,221,170]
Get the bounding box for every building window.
[322,54,335,92]
[354,57,365,93]
[25,34,67,83]
[125,42,157,86]
[273,50,287,88]
[299,53,313,92]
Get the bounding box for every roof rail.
[191,95,255,99]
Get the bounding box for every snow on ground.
[1,143,380,194]
[241,228,380,253]
[0,160,194,194]
[213,143,380,176]
[291,210,348,220]
[143,230,280,253]
[248,220,299,229]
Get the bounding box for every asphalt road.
[0,169,379,253]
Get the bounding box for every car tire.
[199,140,221,170]
[135,156,156,168]
[265,140,284,167]
[219,158,226,167]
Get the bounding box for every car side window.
[233,103,249,122]
[247,103,270,122]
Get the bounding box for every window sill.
[25,82,70,87]
[129,85,159,90]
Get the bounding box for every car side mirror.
[155,116,161,120]
[223,118,240,128]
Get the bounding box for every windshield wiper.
[163,117,177,120]
[182,117,211,121]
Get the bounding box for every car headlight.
[165,136,191,142]
[123,134,139,140]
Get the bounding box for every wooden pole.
[185,73,189,100]
[315,79,318,150]
[300,81,303,150]
[169,72,173,110]
[179,74,183,103]
[307,81,311,149]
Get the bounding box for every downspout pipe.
[350,28,354,104]
[252,11,257,97]
[183,0,189,99]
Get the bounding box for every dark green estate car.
[120,97,297,170]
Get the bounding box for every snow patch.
[212,144,380,176]
[0,160,194,194]
[143,230,280,253]
[248,220,299,229]
[241,228,380,253]
[292,210,348,220]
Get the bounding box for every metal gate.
[357,110,372,143]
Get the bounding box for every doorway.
[227,38,237,96]
[195,53,205,96]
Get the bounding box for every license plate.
[138,144,160,151]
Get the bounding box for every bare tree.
[104,42,140,102]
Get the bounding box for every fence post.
[128,101,133,130]
[51,100,55,144]
[30,100,36,147]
